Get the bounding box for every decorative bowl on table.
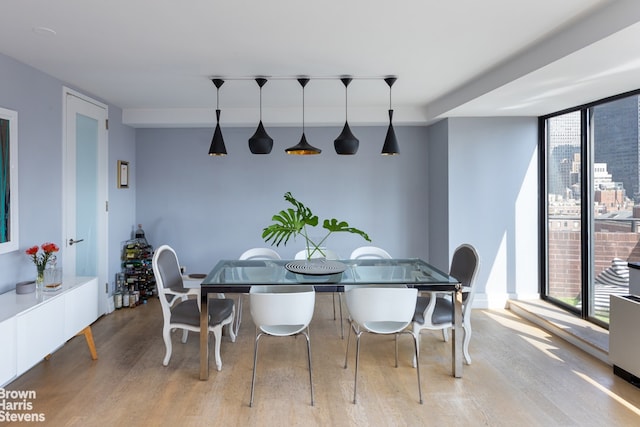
[285,259,347,283]
[16,280,36,294]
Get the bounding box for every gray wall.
[0,50,540,309]
[135,126,431,273]
[0,52,136,295]
[107,108,137,286]
[427,119,450,272]
[448,117,539,307]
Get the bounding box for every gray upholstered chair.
[152,245,235,371]
[412,243,479,366]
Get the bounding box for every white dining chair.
[249,285,316,407]
[152,245,235,371]
[349,245,398,283]
[350,245,392,260]
[343,246,405,340]
[232,247,282,337]
[295,247,339,261]
[344,286,422,404]
[295,247,343,335]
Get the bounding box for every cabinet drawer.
[0,317,16,386]
[16,297,66,375]
[65,277,98,338]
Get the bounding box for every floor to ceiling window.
[542,90,640,327]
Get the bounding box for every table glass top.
[202,258,459,288]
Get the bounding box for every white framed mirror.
[0,107,18,254]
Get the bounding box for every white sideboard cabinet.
[0,277,99,386]
[0,316,16,385]
[610,294,640,383]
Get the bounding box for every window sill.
[508,299,609,364]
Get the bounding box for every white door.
[62,88,109,315]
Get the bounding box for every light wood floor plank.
[4,295,640,426]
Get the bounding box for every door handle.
[69,238,84,246]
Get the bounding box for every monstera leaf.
[262,192,371,258]
[322,218,370,242]
[262,208,307,247]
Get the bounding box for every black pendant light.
[285,78,321,155]
[208,78,227,156]
[248,78,273,154]
[334,77,359,155]
[381,76,400,155]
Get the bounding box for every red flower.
[26,242,60,272]
[41,242,59,253]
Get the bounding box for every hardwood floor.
[5,295,640,426]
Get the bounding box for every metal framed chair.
[231,247,282,337]
[343,246,404,337]
[344,287,422,404]
[412,243,479,366]
[249,285,316,407]
[295,248,344,336]
[349,245,392,260]
[152,245,235,371]
[349,245,397,283]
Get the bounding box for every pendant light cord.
[345,85,348,121]
[259,87,263,121]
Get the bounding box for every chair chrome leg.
[353,331,362,404]
[303,329,314,406]
[344,321,354,369]
[339,293,344,339]
[332,292,337,320]
[394,333,399,368]
[250,331,263,407]
[412,326,421,368]
[411,332,423,404]
[233,295,243,337]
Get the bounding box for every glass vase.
[36,268,45,291]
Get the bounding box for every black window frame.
[539,88,640,327]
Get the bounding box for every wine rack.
[121,237,155,304]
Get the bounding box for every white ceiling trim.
[122,105,430,128]
[428,0,640,120]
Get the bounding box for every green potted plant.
[262,192,371,259]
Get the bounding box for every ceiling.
[1,0,640,128]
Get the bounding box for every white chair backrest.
[345,287,418,333]
[239,247,281,260]
[349,246,392,259]
[350,246,396,283]
[238,248,282,282]
[249,285,315,335]
[295,248,339,260]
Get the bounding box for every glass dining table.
[199,258,463,380]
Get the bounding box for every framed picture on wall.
[0,107,18,254]
[117,160,129,188]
